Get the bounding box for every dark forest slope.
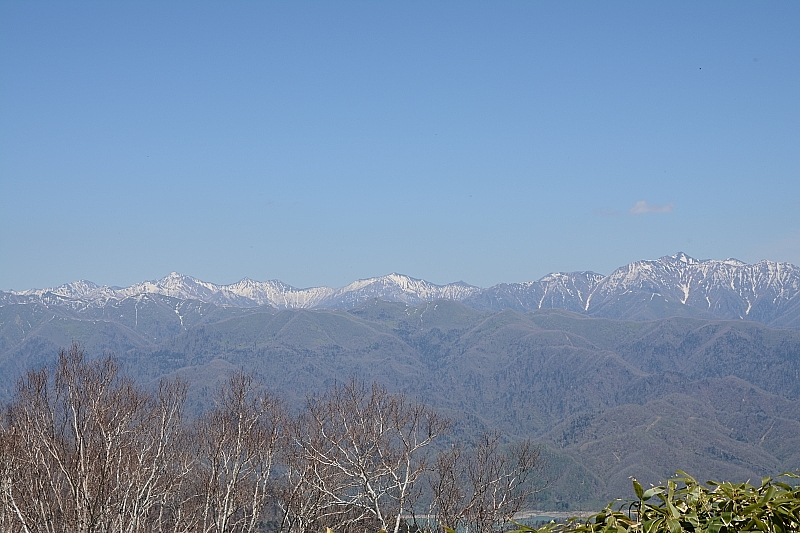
[1,298,798,508]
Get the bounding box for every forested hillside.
[2,297,798,508]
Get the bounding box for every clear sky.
[2,2,799,291]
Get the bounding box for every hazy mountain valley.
[2,253,799,508]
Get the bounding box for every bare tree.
[0,346,546,533]
[0,402,23,532]
[280,379,449,533]
[278,413,368,533]
[187,371,286,533]
[426,432,544,533]
[0,343,188,533]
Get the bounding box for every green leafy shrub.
[511,471,800,533]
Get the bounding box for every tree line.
[0,343,543,533]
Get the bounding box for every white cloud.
[628,200,674,215]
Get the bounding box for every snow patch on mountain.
[583,253,800,323]
[4,272,480,310]
[5,252,800,327]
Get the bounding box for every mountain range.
[4,252,800,327]
[2,252,800,509]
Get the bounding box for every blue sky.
[2,2,799,290]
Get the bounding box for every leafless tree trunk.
[0,343,188,533]
[278,414,369,533]
[426,432,544,533]
[0,403,26,533]
[187,371,285,533]
[0,346,546,533]
[280,379,449,533]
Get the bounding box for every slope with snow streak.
[4,253,800,327]
[582,253,800,324]
[3,273,480,310]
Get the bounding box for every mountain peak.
[6,254,800,326]
[670,252,697,264]
[161,272,195,283]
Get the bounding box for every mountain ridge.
[1,291,799,508]
[5,253,800,327]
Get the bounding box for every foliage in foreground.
[0,343,542,533]
[510,471,800,533]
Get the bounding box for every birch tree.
[282,379,449,533]
[427,432,544,533]
[188,371,286,533]
[0,343,188,533]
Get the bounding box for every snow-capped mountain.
[224,278,335,308]
[463,271,605,313]
[2,272,481,310]
[4,253,800,327]
[325,273,480,308]
[584,253,800,325]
